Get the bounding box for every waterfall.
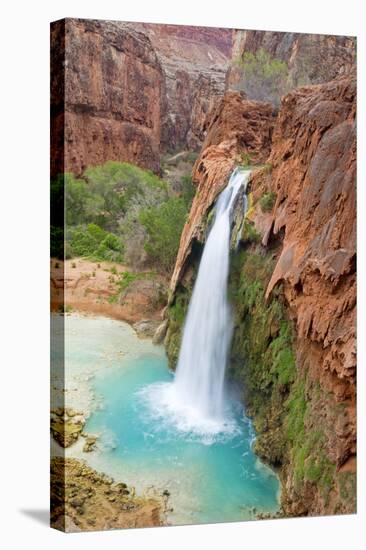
[138,168,250,437]
[174,168,251,421]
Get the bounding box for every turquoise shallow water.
[65,315,280,526]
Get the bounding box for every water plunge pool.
[65,314,280,526]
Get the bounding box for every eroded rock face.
[51,19,233,177]
[249,75,356,515]
[168,73,356,516]
[227,30,356,96]
[51,19,165,176]
[134,22,232,152]
[262,76,356,386]
[169,92,276,294]
[201,91,275,162]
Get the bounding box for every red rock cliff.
[227,30,356,97]
[51,19,233,177]
[169,91,276,294]
[253,75,356,514]
[168,73,356,516]
[134,22,232,151]
[51,18,165,176]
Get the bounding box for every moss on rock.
[164,288,191,370]
[164,181,354,516]
[228,248,296,468]
[259,191,276,212]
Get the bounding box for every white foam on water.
[136,168,251,444]
[136,381,241,445]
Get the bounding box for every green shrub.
[286,380,307,444]
[240,152,252,167]
[186,151,199,164]
[268,322,296,387]
[64,161,168,234]
[50,226,64,259]
[139,197,188,273]
[58,161,192,274]
[241,219,261,243]
[107,270,160,304]
[65,173,99,227]
[286,378,337,493]
[235,48,289,106]
[259,192,277,212]
[68,223,124,263]
[116,271,139,293]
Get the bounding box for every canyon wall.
[169,91,276,296]
[131,23,232,152]
[51,19,232,177]
[227,30,356,99]
[51,19,165,177]
[166,74,356,515]
[253,75,356,515]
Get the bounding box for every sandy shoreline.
[51,311,165,419]
[51,257,168,325]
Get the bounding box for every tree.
[236,48,289,106]
[139,197,188,273]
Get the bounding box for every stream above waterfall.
[65,314,280,526]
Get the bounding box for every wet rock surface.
[51,457,164,531]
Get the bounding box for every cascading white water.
[174,168,251,422]
[139,168,250,437]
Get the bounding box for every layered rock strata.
[227,30,356,96]
[51,19,233,177]
[51,18,165,176]
[133,22,232,151]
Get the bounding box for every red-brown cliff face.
[51,19,232,177]
[51,19,165,177]
[251,75,356,514]
[133,22,232,152]
[169,91,276,294]
[167,74,356,516]
[227,30,356,97]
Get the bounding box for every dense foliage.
[67,223,124,263]
[235,48,289,106]
[139,197,189,273]
[259,191,277,212]
[51,161,194,273]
